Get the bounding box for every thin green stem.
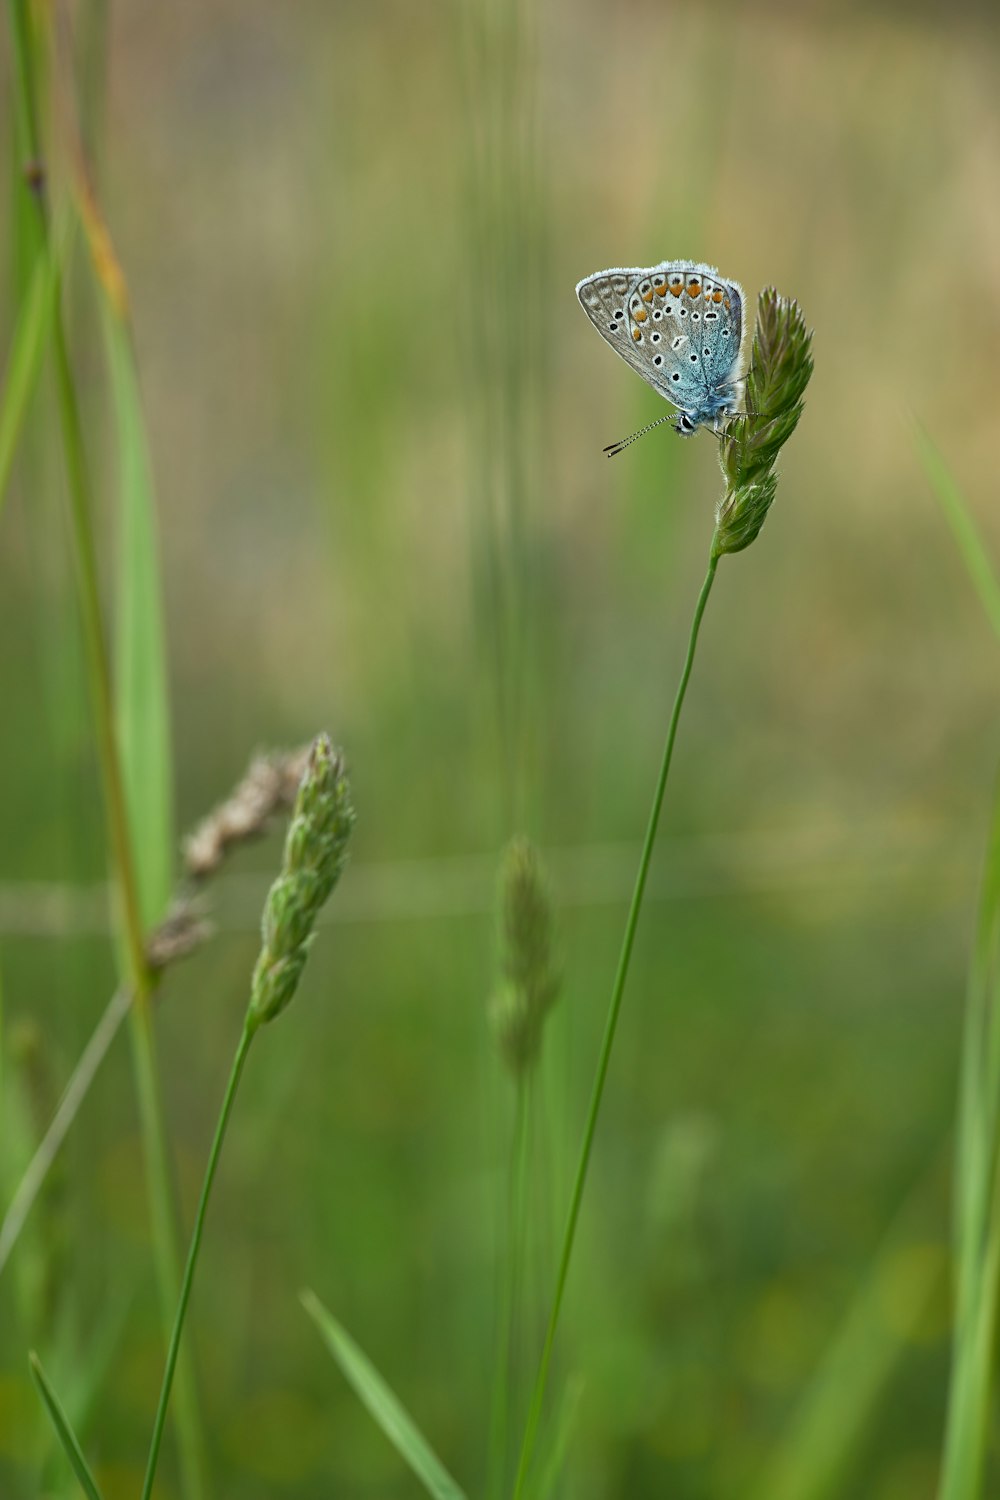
[489,1078,530,1499]
[141,1022,256,1500]
[5,7,206,1491]
[512,543,720,1499]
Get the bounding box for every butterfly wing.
[576,262,745,423]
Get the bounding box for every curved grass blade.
[913,421,1000,645]
[301,1288,469,1500]
[0,985,131,1278]
[29,1352,107,1500]
[104,310,175,928]
[71,168,174,930]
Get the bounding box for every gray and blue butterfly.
[575,262,746,450]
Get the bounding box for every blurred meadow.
[2,1,1000,1497]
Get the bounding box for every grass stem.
[512,541,720,1498]
[489,1078,530,1498]
[140,1022,255,1500]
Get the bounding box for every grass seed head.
[714,289,814,557]
[489,836,560,1076]
[247,734,355,1032]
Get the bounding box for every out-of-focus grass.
[82,183,175,932]
[2,2,1000,1497]
[914,430,1000,1500]
[3,1,203,1491]
[939,777,1000,1500]
[0,238,61,517]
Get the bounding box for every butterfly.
[575,262,747,449]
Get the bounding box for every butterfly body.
[576,261,746,437]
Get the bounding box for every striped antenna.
[603,412,677,457]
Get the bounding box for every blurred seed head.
[146,897,212,972]
[489,836,560,1077]
[714,289,814,557]
[184,744,313,880]
[247,735,355,1032]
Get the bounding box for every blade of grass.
[301,1288,470,1500]
[74,154,174,931]
[0,227,63,522]
[513,550,720,1497]
[939,772,1000,1500]
[28,1352,106,1500]
[105,304,175,928]
[0,985,131,1278]
[5,7,207,1493]
[913,421,1000,645]
[917,418,1000,1500]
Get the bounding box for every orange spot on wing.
[687,281,701,297]
[713,289,724,303]
[633,308,648,323]
[632,328,642,342]
[669,282,682,296]
[641,287,654,302]
[654,281,666,297]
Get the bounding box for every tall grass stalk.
[140,736,354,1500]
[912,424,1000,1499]
[488,1077,529,1498]
[4,4,206,1491]
[487,834,560,1492]
[456,0,544,836]
[916,429,1000,1500]
[939,777,1000,1500]
[513,288,812,1495]
[512,548,719,1496]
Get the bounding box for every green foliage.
[302,1289,470,1500]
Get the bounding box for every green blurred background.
[2,0,1000,1496]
